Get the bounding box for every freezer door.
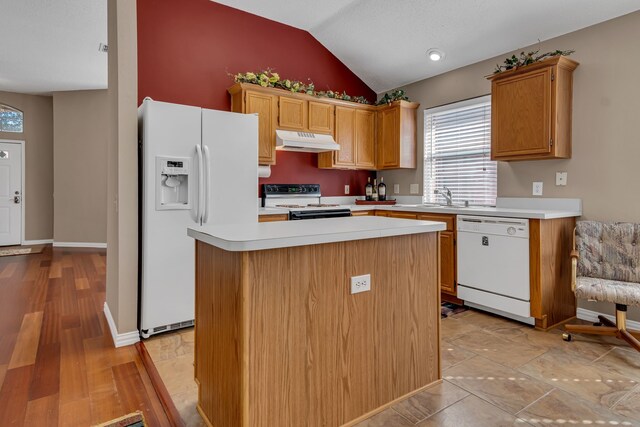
[140,99,201,334]
[201,109,259,224]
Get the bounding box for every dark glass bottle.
[378,177,386,201]
[365,177,373,201]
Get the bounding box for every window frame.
[0,104,24,133]
[423,94,496,207]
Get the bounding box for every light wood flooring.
[0,246,172,426]
[146,310,640,426]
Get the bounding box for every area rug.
[93,411,145,427]
[0,244,45,257]
[441,302,468,319]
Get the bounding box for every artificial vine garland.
[493,49,575,74]
[232,69,412,106]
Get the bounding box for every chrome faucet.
[437,186,453,206]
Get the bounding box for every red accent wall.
[137,0,376,196]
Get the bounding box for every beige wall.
[53,90,108,244]
[380,11,640,318]
[106,0,139,335]
[0,91,53,241]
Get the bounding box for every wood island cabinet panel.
[489,56,578,161]
[194,235,440,427]
[278,96,307,130]
[240,91,277,165]
[355,109,376,169]
[308,101,335,134]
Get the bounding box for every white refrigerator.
[138,99,258,338]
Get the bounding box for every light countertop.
[188,216,446,252]
[259,197,582,220]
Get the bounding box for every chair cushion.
[575,277,640,306]
[576,221,640,283]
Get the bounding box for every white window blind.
[423,95,496,206]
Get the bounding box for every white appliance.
[456,215,533,325]
[138,99,258,338]
[275,130,340,153]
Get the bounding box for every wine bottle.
[378,177,386,201]
[372,179,379,201]
[365,177,373,201]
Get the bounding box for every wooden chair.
[563,221,640,352]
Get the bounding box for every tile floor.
[144,309,640,426]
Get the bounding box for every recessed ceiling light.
[427,48,444,62]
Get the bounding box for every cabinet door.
[492,67,552,159]
[246,91,277,165]
[440,231,456,294]
[377,107,400,169]
[388,211,418,220]
[278,97,306,130]
[355,110,376,169]
[308,101,334,134]
[333,106,356,168]
[351,210,373,216]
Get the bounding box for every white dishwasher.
[457,215,534,325]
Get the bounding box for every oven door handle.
[290,210,352,220]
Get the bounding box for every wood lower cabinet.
[489,56,579,161]
[377,101,419,169]
[258,214,289,222]
[350,210,374,216]
[417,213,457,297]
[229,87,277,165]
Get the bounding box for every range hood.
[275,130,340,153]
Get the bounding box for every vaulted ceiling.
[214,0,640,93]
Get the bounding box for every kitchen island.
[187,216,446,427]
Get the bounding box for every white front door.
[0,141,23,246]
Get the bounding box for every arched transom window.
[0,104,24,133]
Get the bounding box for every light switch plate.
[556,172,567,186]
[344,184,350,194]
[533,182,543,196]
[351,274,371,294]
[410,184,420,194]
[393,184,400,194]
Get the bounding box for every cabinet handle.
[549,138,553,148]
[551,71,555,81]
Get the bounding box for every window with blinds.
[423,95,496,206]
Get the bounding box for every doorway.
[0,140,24,246]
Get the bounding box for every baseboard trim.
[576,307,640,330]
[103,302,140,348]
[53,241,107,248]
[23,239,53,245]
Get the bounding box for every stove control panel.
[262,184,321,197]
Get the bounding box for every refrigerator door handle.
[195,144,204,223]
[202,145,211,223]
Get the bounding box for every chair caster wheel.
[562,333,572,342]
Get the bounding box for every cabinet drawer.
[388,211,418,220]
[417,213,454,231]
[258,214,289,222]
[351,210,374,216]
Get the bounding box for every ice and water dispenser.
[155,156,191,210]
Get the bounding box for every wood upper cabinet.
[278,97,307,130]
[489,56,579,161]
[308,101,334,134]
[355,109,376,169]
[229,87,277,165]
[318,106,377,170]
[377,101,419,169]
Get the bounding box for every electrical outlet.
[532,182,543,196]
[556,172,567,186]
[393,184,400,194]
[344,184,350,194]
[351,274,371,294]
[410,183,420,194]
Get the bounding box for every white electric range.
[261,184,352,220]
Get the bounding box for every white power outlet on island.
[532,182,543,196]
[351,274,371,294]
[344,184,350,194]
[410,183,420,194]
[393,184,400,194]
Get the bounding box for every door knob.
[14,196,21,204]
